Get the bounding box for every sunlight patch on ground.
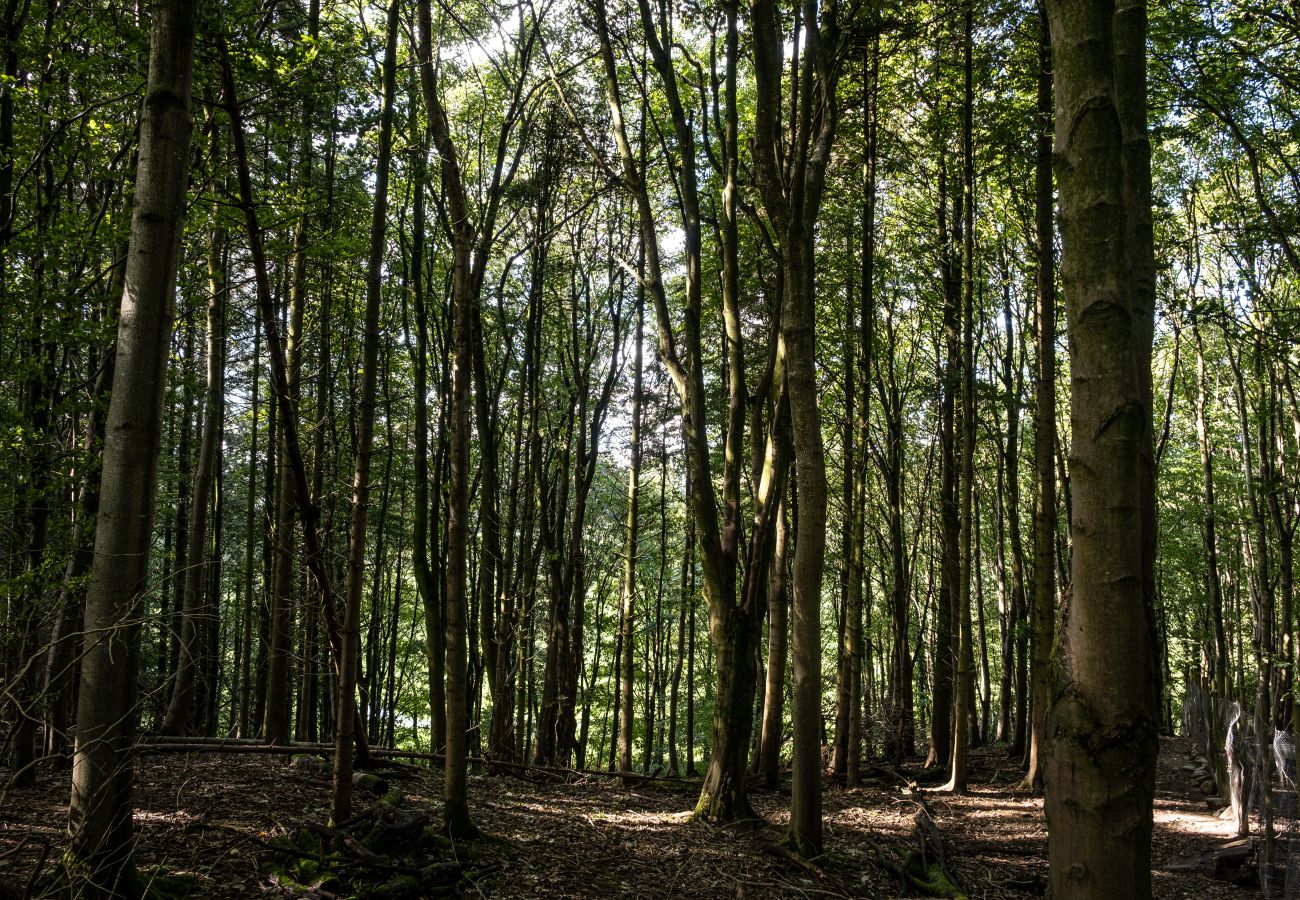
[584,808,694,828]
[1153,802,1238,841]
[134,809,198,827]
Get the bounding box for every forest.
[0,0,1297,896]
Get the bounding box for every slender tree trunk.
[331,0,397,824]
[409,98,445,755]
[163,155,226,735]
[929,151,959,771]
[619,296,643,779]
[237,325,260,738]
[758,496,789,788]
[946,6,976,794]
[847,43,878,780]
[1023,4,1055,795]
[751,0,843,856]
[832,226,859,781]
[418,0,479,834]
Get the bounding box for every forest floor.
[0,735,1276,898]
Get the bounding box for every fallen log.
[760,843,835,882]
[134,739,694,785]
[901,803,967,899]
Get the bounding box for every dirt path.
[0,737,1272,897]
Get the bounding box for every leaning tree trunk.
[65,0,198,891]
[1043,1,1160,895]
[332,0,397,824]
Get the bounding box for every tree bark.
[1023,3,1055,795]
[619,291,643,780]
[946,5,976,794]
[330,0,397,824]
[751,0,844,857]
[65,0,198,889]
[163,145,226,735]
[1042,1,1159,894]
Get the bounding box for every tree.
[1023,0,1055,795]
[331,0,399,826]
[1043,0,1160,895]
[64,0,199,890]
[751,0,846,856]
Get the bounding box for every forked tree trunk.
[417,0,478,836]
[751,0,843,857]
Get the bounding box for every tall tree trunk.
[331,0,397,824]
[847,41,878,781]
[832,225,859,781]
[1043,1,1159,894]
[163,150,226,735]
[619,293,643,779]
[417,0,479,835]
[758,496,789,788]
[593,0,769,824]
[220,26,371,771]
[1232,340,1277,884]
[1023,3,1055,795]
[66,0,198,888]
[409,98,445,755]
[751,0,843,857]
[929,152,959,772]
[946,5,976,794]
